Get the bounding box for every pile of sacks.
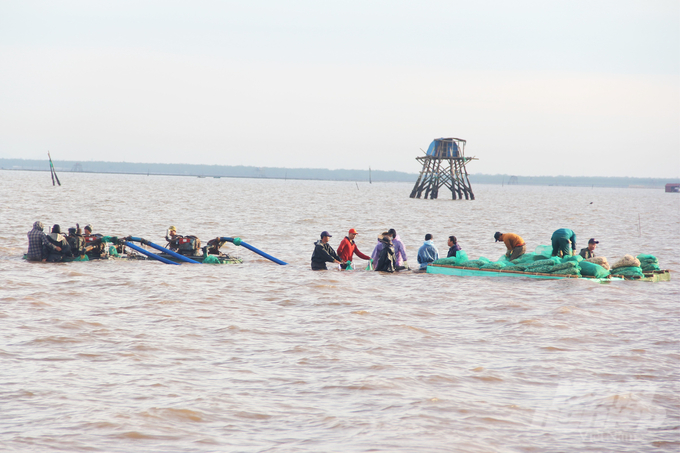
[609,254,644,278]
[637,254,660,272]
[431,247,662,280]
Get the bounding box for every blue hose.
[127,237,200,264]
[220,237,287,265]
[125,242,179,265]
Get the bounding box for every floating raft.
[427,264,671,282]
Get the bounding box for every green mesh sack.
[550,261,577,272]
[109,245,119,257]
[454,251,469,266]
[512,253,537,264]
[534,245,553,257]
[563,255,583,263]
[203,255,222,264]
[73,254,89,261]
[503,265,527,271]
[551,267,581,276]
[433,257,458,265]
[641,263,660,272]
[528,259,558,268]
[636,254,658,264]
[460,260,487,268]
[525,265,555,273]
[579,260,610,278]
[366,259,373,271]
[480,262,507,270]
[610,266,644,277]
[345,261,353,270]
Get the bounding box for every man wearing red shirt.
[337,228,371,269]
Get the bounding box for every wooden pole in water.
[48,151,61,186]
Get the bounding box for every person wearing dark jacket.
[83,224,104,258]
[447,235,461,258]
[26,221,60,261]
[67,227,86,257]
[45,225,72,262]
[311,231,342,270]
[374,236,396,272]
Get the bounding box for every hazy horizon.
[1,1,678,178]
[3,157,678,184]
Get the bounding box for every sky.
[0,0,678,177]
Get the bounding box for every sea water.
[1,170,678,452]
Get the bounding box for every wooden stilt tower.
[409,137,477,200]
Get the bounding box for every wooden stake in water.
[48,151,61,186]
[638,213,641,237]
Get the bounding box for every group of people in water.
[310,228,463,272]
[311,227,599,272]
[27,220,598,270]
[26,221,105,262]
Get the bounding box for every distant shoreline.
[1,158,676,188]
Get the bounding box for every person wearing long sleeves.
[311,231,342,270]
[494,232,526,260]
[337,228,371,269]
[417,233,439,270]
[447,235,462,258]
[371,232,390,264]
[26,221,60,261]
[388,229,408,270]
[551,228,576,257]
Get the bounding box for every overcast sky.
[1,1,678,177]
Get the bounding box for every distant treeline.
[1,158,675,188]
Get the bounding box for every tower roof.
[426,138,466,158]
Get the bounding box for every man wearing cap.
[494,232,526,261]
[337,228,371,269]
[311,231,342,270]
[165,226,182,252]
[579,239,599,259]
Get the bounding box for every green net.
[428,246,659,279]
[610,266,644,277]
[579,260,610,278]
[73,255,89,261]
[109,246,119,257]
[534,244,553,258]
[480,262,507,270]
[636,254,659,271]
[346,261,353,270]
[203,255,222,264]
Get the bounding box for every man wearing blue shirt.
[417,233,439,270]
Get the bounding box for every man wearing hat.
[165,226,182,252]
[311,231,342,270]
[494,232,526,261]
[337,228,371,269]
[579,239,599,259]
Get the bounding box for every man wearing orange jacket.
[337,228,371,269]
[494,231,526,261]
